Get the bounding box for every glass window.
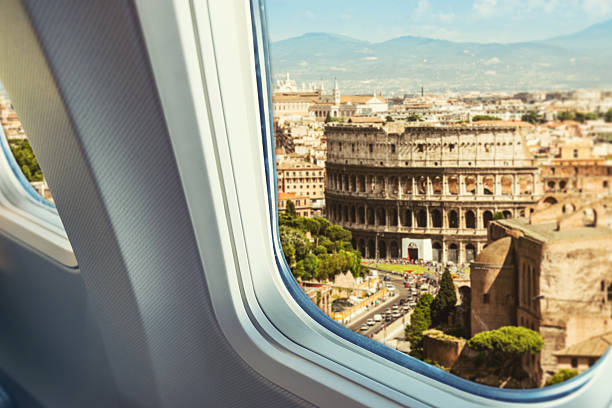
[1,82,54,205]
[265,0,612,394]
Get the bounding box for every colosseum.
[325,122,541,265]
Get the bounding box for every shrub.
[468,326,543,355]
[547,369,579,386]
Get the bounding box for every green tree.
[9,139,44,182]
[280,225,310,260]
[405,293,434,359]
[605,108,612,123]
[468,326,543,370]
[282,244,296,268]
[556,111,575,121]
[406,114,422,122]
[521,111,543,124]
[285,200,297,218]
[547,369,579,386]
[385,115,394,122]
[431,269,457,326]
[303,253,319,278]
[472,115,501,121]
[493,211,505,220]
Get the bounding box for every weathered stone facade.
[324,123,540,264]
[476,197,612,382]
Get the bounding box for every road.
[346,272,414,337]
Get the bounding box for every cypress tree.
[431,269,457,326]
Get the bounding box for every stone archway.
[390,241,399,259]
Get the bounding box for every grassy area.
[363,262,431,275]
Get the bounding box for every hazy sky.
[266,0,612,43]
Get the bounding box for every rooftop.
[495,218,612,244]
[554,332,612,357]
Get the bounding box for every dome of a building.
[473,236,513,266]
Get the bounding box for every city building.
[277,159,325,214]
[471,196,612,382]
[278,192,312,217]
[325,122,539,264]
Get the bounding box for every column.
[442,175,448,196]
[459,175,465,196]
[513,175,520,196]
[494,174,501,196]
[476,175,483,196]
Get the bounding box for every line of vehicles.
[360,297,416,332]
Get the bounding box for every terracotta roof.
[473,120,534,127]
[473,237,513,266]
[272,95,317,103]
[278,192,308,200]
[554,332,612,357]
[341,95,387,104]
[277,160,323,170]
[348,116,384,123]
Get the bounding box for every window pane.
[1,82,54,204]
[266,0,612,391]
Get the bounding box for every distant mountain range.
[269,19,612,94]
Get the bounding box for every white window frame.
[133,1,612,407]
[0,123,76,267]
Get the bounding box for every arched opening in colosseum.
[416,209,427,228]
[519,175,533,195]
[543,196,558,207]
[431,209,442,228]
[448,176,458,195]
[402,209,412,227]
[350,206,356,223]
[483,210,493,228]
[432,242,442,262]
[449,210,459,228]
[562,203,575,214]
[547,181,556,192]
[390,177,399,194]
[465,210,476,229]
[583,208,597,227]
[379,241,387,259]
[466,244,476,262]
[503,210,512,219]
[390,241,399,259]
[417,176,426,194]
[501,176,513,195]
[367,207,375,225]
[351,238,356,249]
[465,176,476,195]
[359,175,366,192]
[367,240,375,258]
[376,208,386,226]
[340,206,346,222]
[403,177,413,195]
[351,175,357,192]
[344,175,349,191]
[358,240,365,257]
[377,176,386,192]
[483,176,494,195]
[559,180,567,191]
[389,208,398,226]
[448,243,458,263]
[433,176,442,194]
[358,207,365,224]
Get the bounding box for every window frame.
[0,121,76,267]
[134,0,612,406]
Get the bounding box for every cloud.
[298,61,308,67]
[362,56,378,61]
[484,57,500,65]
[330,66,347,71]
[439,12,455,23]
[484,70,497,75]
[582,0,612,15]
[473,0,498,16]
[415,0,431,17]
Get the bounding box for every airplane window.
[265,0,612,392]
[1,81,54,205]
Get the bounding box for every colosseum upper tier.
[325,123,541,265]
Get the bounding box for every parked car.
[373,314,382,322]
[360,325,369,331]
[366,319,375,326]
[399,298,407,305]
[391,311,401,318]
[383,275,391,281]
[392,304,399,310]
[385,315,392,322]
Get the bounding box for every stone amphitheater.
[324,122,541,265]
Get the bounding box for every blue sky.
[266,0,612,43]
